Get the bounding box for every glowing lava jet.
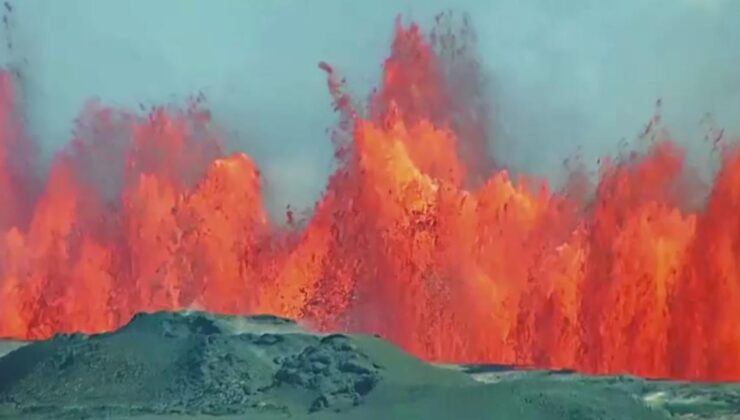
[1,15,739,381]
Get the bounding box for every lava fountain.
[0,16,739,381]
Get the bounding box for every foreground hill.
[0,311,734,419]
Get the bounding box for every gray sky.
[3,0,740,213]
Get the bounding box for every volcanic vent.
[0,14,739,382]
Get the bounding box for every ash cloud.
[2,0,739,212]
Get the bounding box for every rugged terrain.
[0,311,737,419]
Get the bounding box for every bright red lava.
[1,16,739,382]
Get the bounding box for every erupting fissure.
[1,16,739,382]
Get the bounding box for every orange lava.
[1,16,739,381]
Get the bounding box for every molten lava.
[1,16,739,381]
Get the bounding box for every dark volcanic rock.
[0,311,341,417]
[273,334,382,412]
[0,311,676,420]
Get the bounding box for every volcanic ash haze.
[1,13,740,383]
